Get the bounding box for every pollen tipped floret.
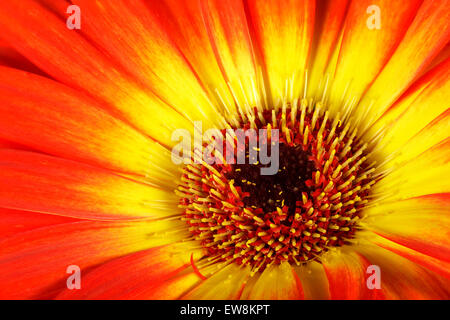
[177,99,376,273]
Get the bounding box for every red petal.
[322,250,384,299]
[56,243,199,299]
[307,0,350,97]
[329,0,422,110]
[0,0,193,145]
[0,41,44,74]
[0,220,185,299]
[72,0,222,128]
[359,0,450,124]
[355,240,450,299]
[145,0,236,118]
[369,232,450,282]
[0,150,178,220]
[246,0,315,103]
[0,207,77,238]
[201,0,259,111]
[0,67,178,184]
[364,194,450,264]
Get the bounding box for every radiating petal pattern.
[56,243,200,299]
[358,0,450,126]
[0,0,195,145]
[0,150,179,220]
[322,249,384,299]
[241,263,304,299]
[329,0,422,113]
[0,67,178,182]
[0,220,187,299]
[362,194,450,263]
[354,240,450,299]
[246,0,315,105]
[0,0,448,301]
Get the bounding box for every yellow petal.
[241,262,303,299]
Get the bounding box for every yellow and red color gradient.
[0,0,448,299]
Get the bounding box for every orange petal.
[328,0,422,111]
[422,43,450,75]
[201,0,260,113]
[0,41,43,74]
[366,231,450,281]
[307,0,350,98]
[145,0,237,119]
[0,207,77,238]
[354,240,450,299]
[72,0,222,128]
[246,0,315,104]
[321,249,384,299]
[56,243,199,299]
[362,194,450,264]
[0,220,186,299]
[36,0,70,19]
[0,150,179,220]
[358,0,450,125]
[240,262,303,299]
[0,0,193,145]
[0,138,31,151]
[0,67,178,184]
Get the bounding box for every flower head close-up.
[0,0,449,300]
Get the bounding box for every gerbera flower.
[0,0,449,300]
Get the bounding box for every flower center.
[226,143,316,215]
[177,99,375,273]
